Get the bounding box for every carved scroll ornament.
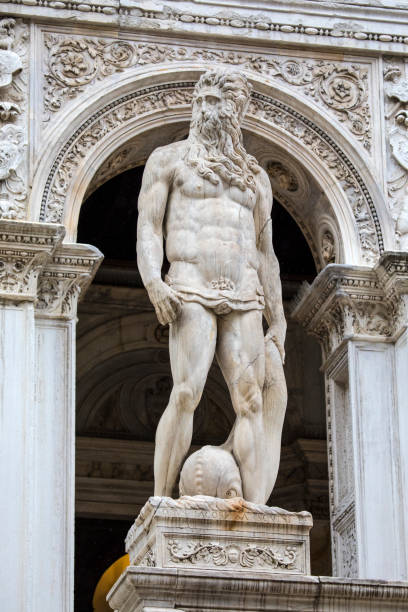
[43,34,371,149]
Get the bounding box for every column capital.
[0,220,65,302]
[291,255,408,361]
[35,242,103,319]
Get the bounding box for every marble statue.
[137,70,287,504]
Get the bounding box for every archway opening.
[74,155,329,609]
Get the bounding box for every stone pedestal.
[125,496,312,575]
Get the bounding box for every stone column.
[0,218,102,612]
[0,220,64,611]
[292,253,408,581]
[33,243,102,612]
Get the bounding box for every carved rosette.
[0,220,65,302]
[291,254,408,362]
[0,18,29,221]
[35,243,103,319]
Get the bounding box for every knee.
[235,386,262,419]
[171,383,200,414]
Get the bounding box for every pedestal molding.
[108,567,408,612]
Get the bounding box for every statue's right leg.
[154,301,217,497]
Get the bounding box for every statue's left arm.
[255,168,287,363]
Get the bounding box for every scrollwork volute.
[35,245,103,319]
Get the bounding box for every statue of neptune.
[137,70,287,504]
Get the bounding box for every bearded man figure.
[137,70,287,504]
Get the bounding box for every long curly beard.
[186,105,259,193]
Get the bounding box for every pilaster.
[33,243,102,612]
[0,219,102,612]
[0,220,64,612]
[292,253,408,581]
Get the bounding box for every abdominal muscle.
[165,192,260,295]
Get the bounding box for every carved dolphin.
[179,445,243,499]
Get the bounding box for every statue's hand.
[265,323,285,364]
[146,279,182,325]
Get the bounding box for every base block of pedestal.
[124,496,312,576]
[107,568,408,612]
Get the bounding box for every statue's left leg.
[216,309,266,504]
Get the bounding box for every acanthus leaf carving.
[138,548,155,568]
[292,264,406,361]
[0,18,28,221]
[35,247,102,319]
[0,250,48,299]
[43,34,372,149]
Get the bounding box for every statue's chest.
[173,166,255,210]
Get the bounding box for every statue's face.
[192,86,225,128]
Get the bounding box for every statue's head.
[192,70,252,127]
[188,69,259,192]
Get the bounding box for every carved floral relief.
[43,33,372,150]
[167,539,299,570]
[384,58,408,250]
[0,18,28,221]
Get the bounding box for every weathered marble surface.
[108,568,408,612]
[124,496,312,576]
[137,70,287,505]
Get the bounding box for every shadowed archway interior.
[74,164,329,611]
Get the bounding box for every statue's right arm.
[137,148,181,325]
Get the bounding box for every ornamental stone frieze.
[42,32,373,150]
[0,220,64,301]
[3,0,408,55]
[35,242,103,319]
[291,253,408,361]
[0,18,28,221]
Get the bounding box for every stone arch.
[30,66,393,266]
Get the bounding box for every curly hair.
[187,70,260,192]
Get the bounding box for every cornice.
[3,1,408,55]
[291,257,408,357]
[0,220,65,302]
